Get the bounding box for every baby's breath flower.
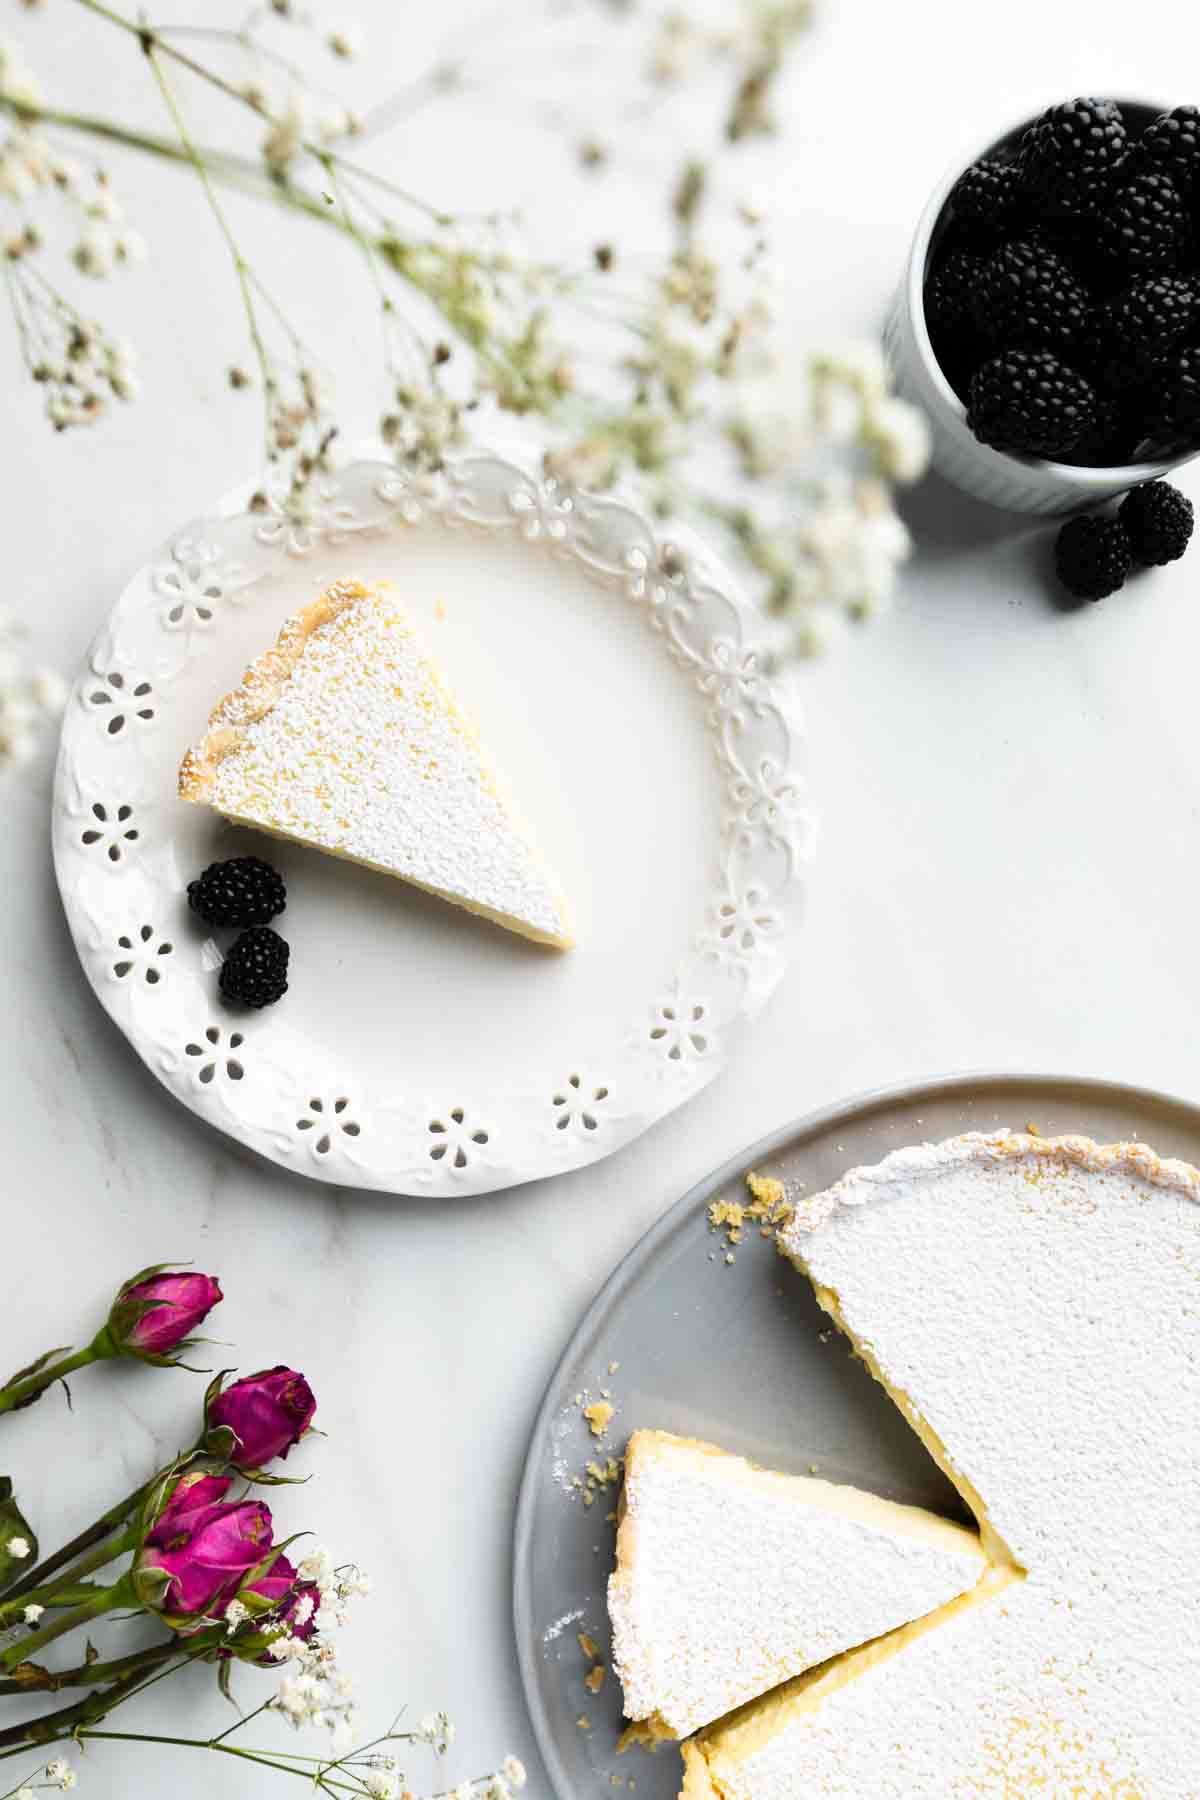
[71,223,113,279]
[22,1602,45,1624]
[416,1710,454,1754]
[6,1535,30,1559]
[363,1774,398,1800]
[44,1760,77,1791]
[262,95,309,173]
[327,18,365,59]
[113,229,148,268]
[501,1757,527,1790]
[863,394,931,484]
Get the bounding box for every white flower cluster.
[266,1552,369,1749]
[0,612,65,773]
[12,1757,78,1796]
[30,312,139,431]
[69,176,146,282]
[446,1757,528,1800]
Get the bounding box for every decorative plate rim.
[51,447,812,1196]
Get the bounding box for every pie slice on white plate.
[179,578,574,948]
[608,1427,988,1744]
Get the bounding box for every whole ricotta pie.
[178,579,573,948]
[682,1131,1200,1799]
[609,1429,987,1742]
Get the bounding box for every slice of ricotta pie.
[179,579,574,948]
[608,1429,988,1745]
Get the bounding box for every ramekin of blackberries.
[887,97,1200,513]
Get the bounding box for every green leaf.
[0,1479,38,1594]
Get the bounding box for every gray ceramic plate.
[513,1071,1200,1800]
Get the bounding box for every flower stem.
[0,1639,178,1697]
[0,1577,133,1673]
[0,1349,97,1416]
[0,1581,102,1622]
[2,1483,145,1603]
[141,42,278,452]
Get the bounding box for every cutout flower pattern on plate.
[552,1073,611,1134]
[428,1107,490,1169]
[297,1094,362,1156]
[85,670,156,737]
[184,1025,246,1085]
[81,801,140,864]
[112,923,172,984]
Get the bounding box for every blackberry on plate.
[1101,169,1187,275]
[1118,480,1195,564]
[967,350,1096,457]
[188,855,287,928]
[950,157,1026,237]
[971,238,1093,358]
[1054,514,1133,600]
[1140,105,1200,196]
[1021,97,1129,214]
[1097,274,1198,382]
[219,926,290,1009]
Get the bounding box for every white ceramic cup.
[885,99,1199,515]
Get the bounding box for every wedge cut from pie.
[683,1131,1200,1798]
[179,579,573,948]
[608,1428,988,1743]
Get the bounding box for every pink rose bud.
[205,1366,316,1469]
[135,1470,275,1628]
[104,1266,223,1364]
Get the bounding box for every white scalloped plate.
[51,452,810,1196]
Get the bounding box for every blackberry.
[1055,389,1130,468]
[1054,515,1133,600]
[1139,105,1200,196]
[219,927,290,1009]
[1101,170,1187,275]
[188,855,287,928]
[1020,97,1129,214]
[967,350,1096,457]
[1096,274,1198,384]
[950,157,1026,237]
[1118,480,1195,565]
[1153,344,1200,439]
[926,247,985,342]
[971,238,1092,358]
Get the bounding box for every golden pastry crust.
[178,578,369,804]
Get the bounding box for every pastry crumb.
[618,1721,661,1755]
[579,1632,599,1659]
[584,1400,615,1438]
[1026,1121,1041,1136]
[586,1664,606,1693]
[608,1361,620,1375]
[577,1714,592,1732]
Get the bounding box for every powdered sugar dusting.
[181,581,572,946]
[608,1432,985,1740]
[710,1132,1200,1797]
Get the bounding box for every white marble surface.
[6,0,1200,1793]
